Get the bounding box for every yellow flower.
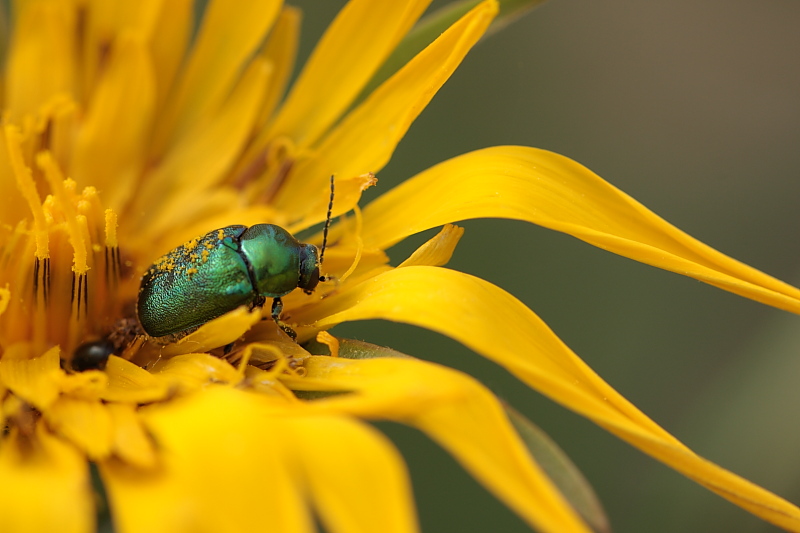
[0,1,798,532]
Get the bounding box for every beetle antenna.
[319,175,334,272]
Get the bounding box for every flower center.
[1,122,133,361]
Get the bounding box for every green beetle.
[137,179,334,340]
[136,224,322,339]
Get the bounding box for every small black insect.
[69,339,115,371]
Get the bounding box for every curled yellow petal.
[360,146,800,313]
[398,224,464,267]
[297,266,800,529]
[285,356,590,533]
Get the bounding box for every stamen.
[104,209,118,248]
[38,154,89,276]
[33,256,40,299]
[104,209,120,289]
[316,330,339,358]
[44,257,51,304]
[68,271,89,347]
[32,257,51,305]
[71,272,88,316]
[5,125,49,260]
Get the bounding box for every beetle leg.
[252,294,266,310]
[270,297,283,320]
[271,297,297,340]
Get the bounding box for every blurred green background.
[292,1,800,531]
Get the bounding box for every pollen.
[1,128,128,352]
[104,209,118,248]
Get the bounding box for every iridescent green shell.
[137,224,319,338]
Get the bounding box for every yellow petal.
[152,353,242,393]
[284,356,590,533]
[83,0,163,43]
[152,0,281,153]
[59,369,109,399]
[0,128,28,224]
[156,306,264,358]
[398,224,464,267]
[297,266,800,529]
[79,0,163,98]
[137,58,270,236]
[284,415,420,533]
[5,0,77,120]
[224,4,302,191]
[72,31,155,212]
[100,386,313,533]
[302,247,389,284]
[44,396,113,460]
[360,146,800,313]
[287,172,379,235]
[148,0,193,113]
[256,6,302,127]
[0,343,63,411]
[100,355,169,403]
[362,0,547,96]
[267,0,433,150]
[276,0,497,215]
[107,402,157,469]
[0,284,10,316]
[0,424,93,533]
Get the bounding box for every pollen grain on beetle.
[1,1,799,533]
